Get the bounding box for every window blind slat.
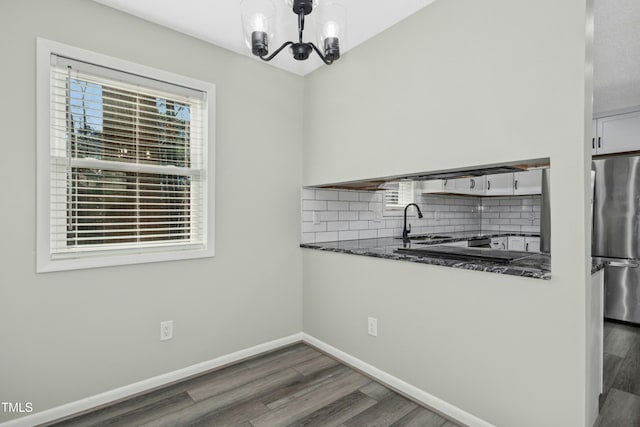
[49,56,206,255]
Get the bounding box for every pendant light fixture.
[241,0,346,65]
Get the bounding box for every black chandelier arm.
[298,12,305,43]
[259,41,294,62]
[309,42,335,65]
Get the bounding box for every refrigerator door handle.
[608,261,639,268]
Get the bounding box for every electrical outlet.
[367,317,378,337]
[160,320,173,341]
[313,211,320,225]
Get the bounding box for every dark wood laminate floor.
[41,344,462,427]
[596,320,640,427]
[39,322,640,427]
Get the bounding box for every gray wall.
[0,0,303,421]
[303,0,593,426]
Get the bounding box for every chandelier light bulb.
[251,13,268,32]
[323,21,340,38]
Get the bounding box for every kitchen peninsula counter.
[301,232,605,280]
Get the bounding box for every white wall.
[303,0,593,426]
[0,0,303,422]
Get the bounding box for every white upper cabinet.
[452,177,485,195]
[593,110,640,155]
[485,173,514,196]
[468,176,486,195]
[420,180,444,193]
[419,169,545,197]
[513,169,542,195]
[442,178,457,193]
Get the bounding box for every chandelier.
[240,0,346,65]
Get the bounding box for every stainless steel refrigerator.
[592,155,640,324]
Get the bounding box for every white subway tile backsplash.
[368,220,386,230]
[327,221,349,232]
[315,189,337,200]
[368,202,383,212]
[302,189,315,200]
[339,211,359,221]
[301,189,541,243]
[359,230,378,239]
[377,228,395,238]
[349,221,369,230]
[338,231,359,241]
[385,219,402,229]
[302,222,327,233]
[359,192,382,202]
[349,201,369,211]
[316,231,339,242]
[319,211,339,221]
[328,201,350,211]
[339,191,360,201]
[303,200,327,211]
[500,212,521,219]
[359,211,374,221]
[301,233,316,244]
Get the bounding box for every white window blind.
[48,54,207,259]
[384,181,415,210]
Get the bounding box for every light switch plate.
[367,317,378,337]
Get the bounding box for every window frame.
[36,38,216,272]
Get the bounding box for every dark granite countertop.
[300,231,607,279]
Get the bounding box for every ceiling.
[93,0,640,115]
[92,0,438,76]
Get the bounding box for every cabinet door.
[508,236,525,251]
[469,176,486,195]
[442,178,457,193]
[525,237,540,252]
[490,237,507,250]
[597,111,640,155]
[485,173,514,196]
[451,177,485,195]
[592,119,598,155]
[513,170,542,195]
[420,180,443,193]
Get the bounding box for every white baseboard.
[0,333,303,427]
[302,333,494,427]
[3,332,492,427]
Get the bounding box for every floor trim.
[0,333,303,427]
[302,333,494,427]
[3,332,492,427]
